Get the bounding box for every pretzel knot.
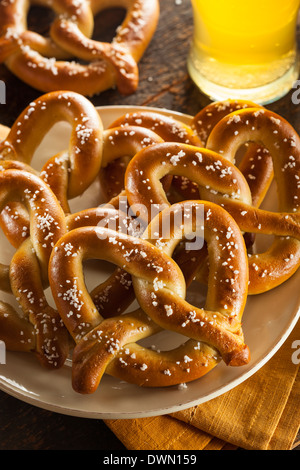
[0,90,103,206]
[191,100,274,206]
[0,0,159,96]
[205,108,300,294]
[0,90,103,248]
[125,117,300,295]
[170,100,273,210]
[49,200,250,393]
[0,169,69,368]
[100,110,203,201]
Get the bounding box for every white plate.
[0,105,299,419]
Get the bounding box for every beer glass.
[187,0,300,104]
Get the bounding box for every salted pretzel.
[0,90,103,246]
[0,0,159,96]
[192,100,263,146]
[125,133,300,294]
[170,100,274,209]
[0,92,173,237]
[0,125,167,246]
[65,203,211,320]
[0,90,103,205]
[125,142,252,224]
[101,110,203,201]
[108,110,202,145]
[0,169,69,368]
[99,123,166,201]
[65,206,138,318]
[171,100,273,250]
[0,159,39,248]
[203,107,300,294]
[49,200,249,392]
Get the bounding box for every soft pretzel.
[99,123,165,200]
[123,138,253,270]
[65,206,137,318]
[204,108,300,294]
[0,104,175,260]
[0,90,103,204]
[0,0,159,96]
[191,100,262,146]
[0,90,103,247]
[108,110,202,145]
[102,110,203,202]
[0,160,39,248]
[0,169,69,368]
[65,204,212,320]
[125,142,252,225]
[49,200,249,393]
[171,100,274,209]
[124,135,300,294]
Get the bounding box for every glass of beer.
[187,0,300,104]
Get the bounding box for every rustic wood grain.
[0,0,299,451]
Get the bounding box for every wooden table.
[0,0,299,451]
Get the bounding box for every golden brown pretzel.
[49,200,249,393]
[172,100,274,209]
[0,0,159,96]
[0,90,103,246]
[108,110,203,145]
[124,136,300,294]
[191,99,262,145]
[102,110,203,202]
[0,126,163,247]
[125,142,252,224]
[0,90,103,203]
[0,169,69,368]
[65,206,137,318]
[65,201,217,323]
[65,203,211,320]
[99,123,165,201]
[0,160,39,248]
[204,107,300,294]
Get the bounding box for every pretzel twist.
[0,124,166,245]
[0,160,39,248]
[99,123,165,200]
[205,108,300,294]
[49,200,249,393]
[124,134,300,293]
[65,204,211,321]
[102,110,203,202]
[0,90,103,201]
[0,91,103,247]
[65,206,138,318]
[0,0,159,96]
[0,100,181,262]
[125,142,252,224]
[0,169,69,368]
[171,100,274,209]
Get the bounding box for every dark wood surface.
[0,0,299,451]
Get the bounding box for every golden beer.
[188,0,300,103]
